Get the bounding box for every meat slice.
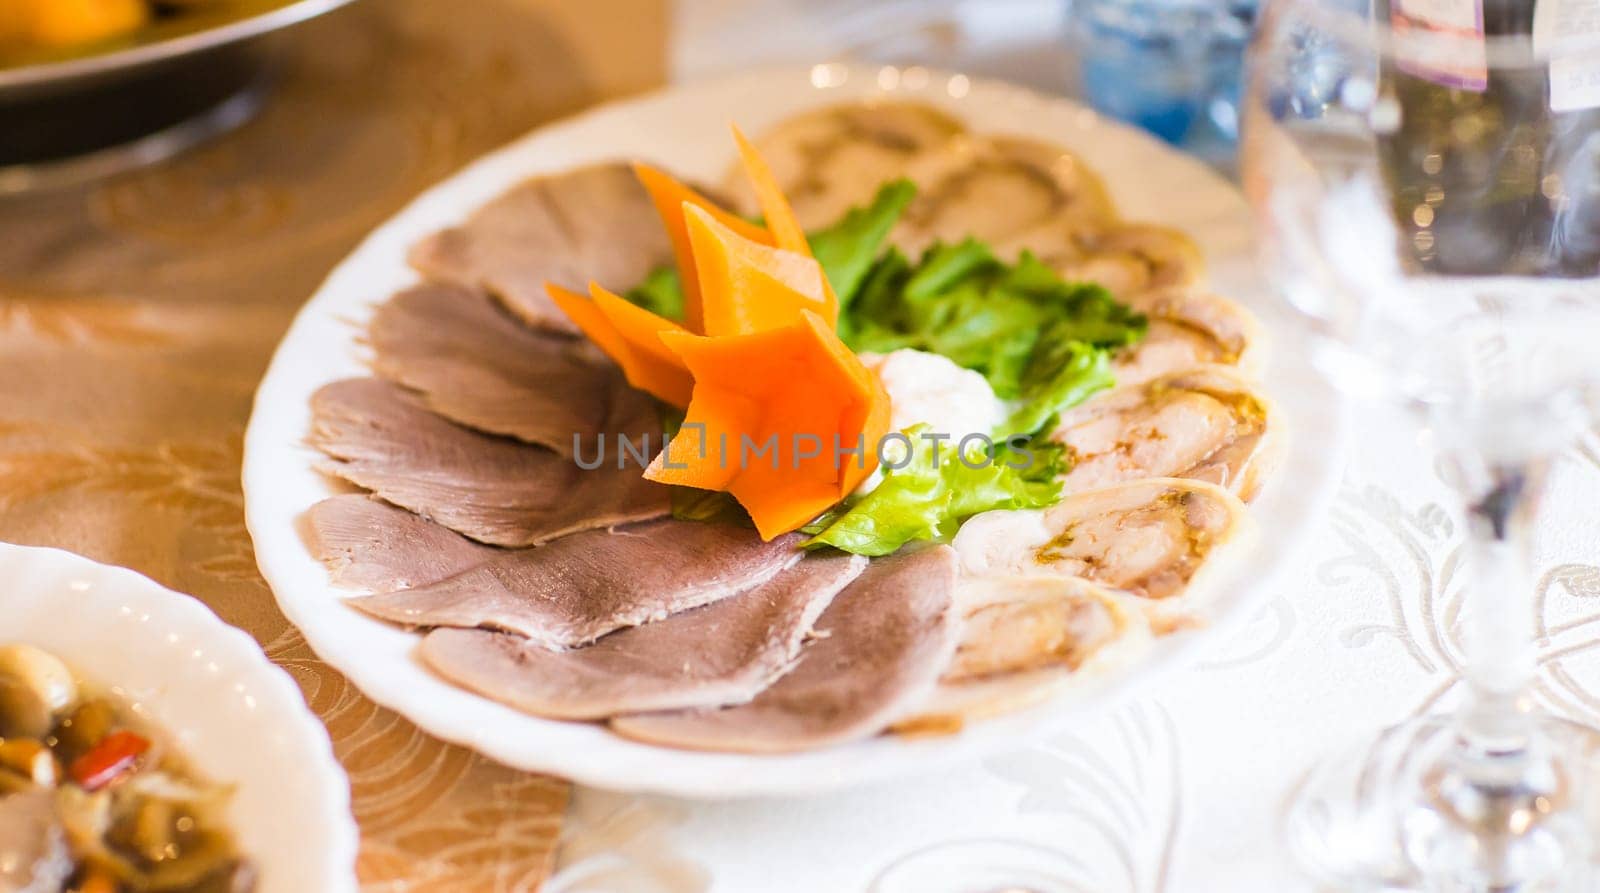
[994,220,1204,299]
[1111,288,1263,386]
[890,136,1116,258]
[309,378,668,547]
[409,162,671,334]
[0,789,72,893]
[722,101,968,231]
[419,552,867,720]
[306,495,494,591]
[944,576,1140,682]
[610,545,959,753]
[952,478,1253,600]
[344,517,803,649]
[1050,366,1280,500]
[896,576,1154,734]
[368,281,628,455]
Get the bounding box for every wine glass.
[1243,0,1600,889]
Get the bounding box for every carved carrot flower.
[546,127,887,538]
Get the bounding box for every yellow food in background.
[0,4,29,46]
[0,0,150,50]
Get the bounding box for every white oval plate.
[243,65,1348,799]
[0,542,357,892]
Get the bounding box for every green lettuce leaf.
[904,238,1001,301]
[806,426,1061,557]
[809,179,917,307]
[839,243,1145,434]
[993,254,1147,349]
[1003,335,1115,436]
[991,416,1071,484]
[623,265,686,322]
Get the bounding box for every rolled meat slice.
[952,478,1254,601]
[896,575,1152,734]
[890,135,1117,257]
[723,100,967,230]
[1050,365,1281,500]
[944,575,1143,682]
[993,219,1204,299]
[1112,288,1264,386]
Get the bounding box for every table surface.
[0,0,665,887]
[9,3,1600,892]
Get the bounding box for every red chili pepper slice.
[69,730,150,791]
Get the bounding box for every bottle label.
[1535,0,1600,111]
[1391,0,1489,91]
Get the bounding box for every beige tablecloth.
[0,0,665,886]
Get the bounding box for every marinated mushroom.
[0,788,74,893]
[0,646,254,893]
[0,645,77,740]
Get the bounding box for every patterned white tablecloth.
[539,4,1600,890]
[544,398,1600,892]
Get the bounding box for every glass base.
[868,838,1086,893]
[1286,714,1600,892]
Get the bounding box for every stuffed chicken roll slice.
[995,221,1205,299]
[1111,288,1265,386]
[722,100,967,230]
[1050,365,1281,500]
[890,135,1117,257]
[896,575,1152,733]
[944,576,1146,682]
[952,478,1254,602]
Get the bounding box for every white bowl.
[0,543,358,893]
[244,64,1348,799]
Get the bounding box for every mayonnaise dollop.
[853,349,1006,495]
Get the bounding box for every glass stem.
[1451,448,1548,753]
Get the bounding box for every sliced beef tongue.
[326,507,804,649]
[419,552,867,720]
[610,545,960,753]
[368,281,630,456]
[306,495,495,591]
[408,162,671,335]
[309,378,668,547]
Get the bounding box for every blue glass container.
[1066,0,1256,151]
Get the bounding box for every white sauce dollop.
[854,349,1007,495]
[860,349,1006,438]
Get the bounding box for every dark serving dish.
[0,0,355,191]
